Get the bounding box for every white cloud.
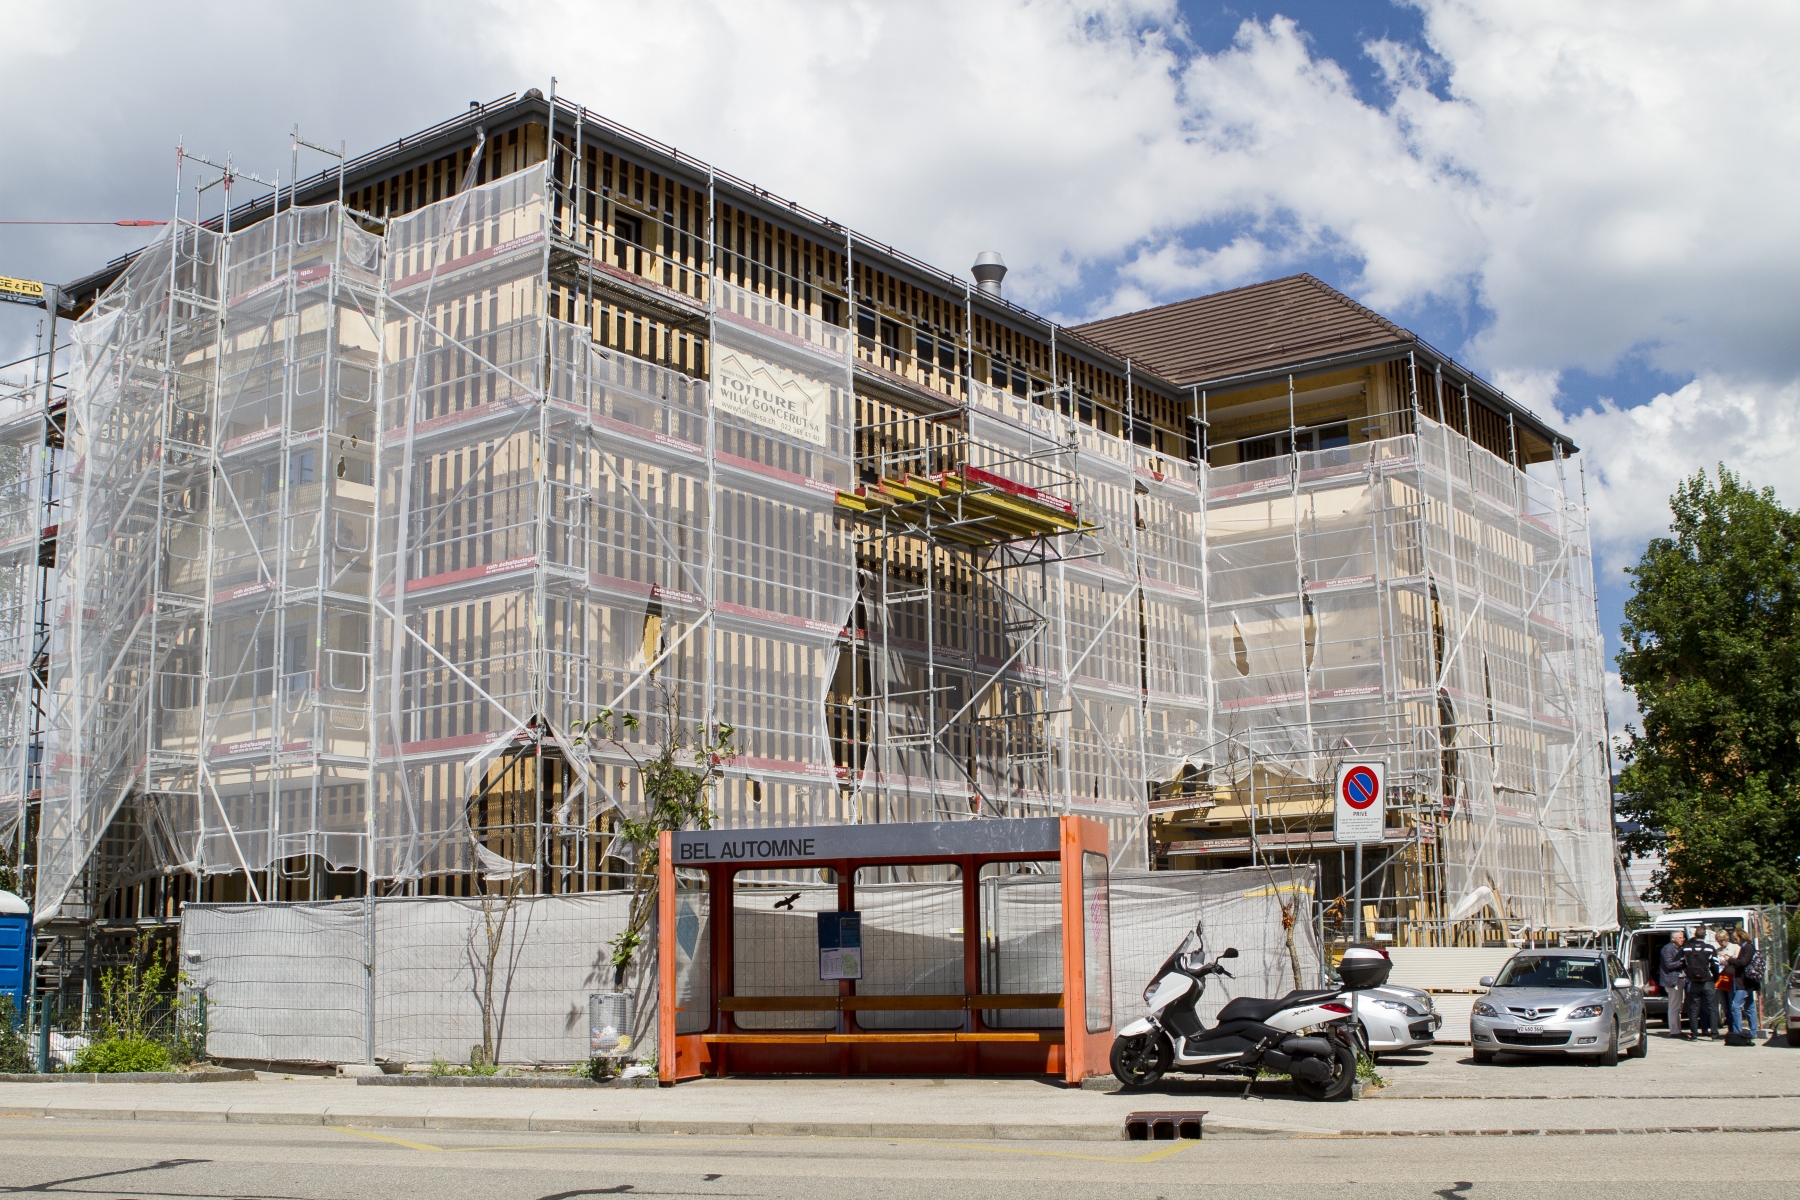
[1605,670,1637,751]
[1384,2,1800,380]
[2,1,1795,408]
[1557,374,1800,577]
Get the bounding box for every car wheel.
[1628,1019,1648,1058]
[1788,1027,1798,1049]
[1472,1048,1493,1064]
[1598,1019,1620,1066]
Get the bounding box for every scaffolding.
[0,376,43,858]
[840,381,1208,867]
[25,103,1612,949]
[1180,397,1614,939]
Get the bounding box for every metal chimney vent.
[972,251,1007,297]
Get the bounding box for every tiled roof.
[1071,274,1413,386]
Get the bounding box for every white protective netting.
[1204,416,1614,932]
[0,382,40,851]
[43,135,1607,941]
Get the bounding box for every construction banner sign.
[712,346,831,447]
[0,276,45,307]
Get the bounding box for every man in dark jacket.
[1659,930,1689,1038]
[1682,928,1719,1038]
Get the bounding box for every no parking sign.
[1333,761,1386,844]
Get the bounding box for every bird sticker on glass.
[817,911,862,981]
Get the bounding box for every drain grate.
[1124,1110,1206,1140]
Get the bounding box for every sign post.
[1334,762,1386,943]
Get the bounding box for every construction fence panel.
[181,867,1311,1063]
[181,900,368,1065]
[183,892,650,1066]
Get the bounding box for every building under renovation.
[0,91,1613,979]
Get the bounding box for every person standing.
[1729,929,1764,1039]
[1659,930,1689,1038]
[1715,931,1740,1036]
[1683,927,1720,1038]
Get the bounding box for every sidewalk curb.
[5,1104,1798,1141]
[0,1071,258,1084]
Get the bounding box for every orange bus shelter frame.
[656,815,1112,1084]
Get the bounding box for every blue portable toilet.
[0,890,27,1026]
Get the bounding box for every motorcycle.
[1111,927,1363,1101]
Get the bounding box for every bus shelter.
[656,816,1113,1083]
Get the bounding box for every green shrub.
[70,1036,172,1074]
[0,996,28,1073]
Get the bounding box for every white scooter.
[1112,928,1362,1100]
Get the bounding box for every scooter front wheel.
[1111,1031,1172,1088]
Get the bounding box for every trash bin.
[589,992,634,1060]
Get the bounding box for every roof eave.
[1181,339,1576,456]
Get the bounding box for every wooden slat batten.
[717,993,1064,1013]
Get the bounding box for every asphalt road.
[2,1119,1797,1200]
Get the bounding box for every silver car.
[1469,948,1646,1065]
[1354,984,1442,1054]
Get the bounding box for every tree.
[467,868,528,1070]
[1616,467,1800,907]
[571,691,734,987]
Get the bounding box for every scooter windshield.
[1148,927,1205,996]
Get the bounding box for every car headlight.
[1473,1002,1499,1017]
[1567,1005,1605,1020]
[1374,999,1413,1013]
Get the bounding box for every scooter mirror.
[1221,947,1239,959]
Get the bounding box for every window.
[288,451,316,488]
[1493,955,1607,990]
[1240,423,1352,462]
[1082,852,1112,1034]
[326,649,367,693]
[1240,434,1287,463]
[820,295,841,327]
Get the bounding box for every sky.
[2,0,1794,741]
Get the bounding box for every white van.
[1619,907,1781,1028]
